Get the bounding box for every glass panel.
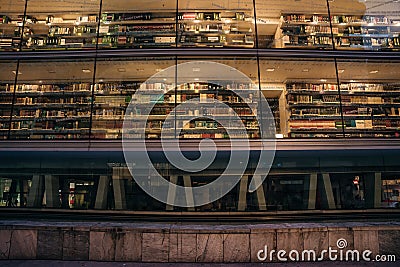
[329,0,400,51]
[176,57,264,139]
[0,176,31,207]
[0,0,26,51]
[178,0,255,48]
[9,59,94,139]
[259,56,339,138]
[92,57,176,139]
[255,0,332,49]
[382,173,400,208]
[337,59,400,137]
[100,0,176,49]
[22,0,100,51]
[0,60,17,139]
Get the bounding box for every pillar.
[238,175,249,211]
[27,175,44,208]
[45,175,60,208]
[95,175,109,210]
[321,173,336,209]
[112,167,127,210]
[166,175,178,211]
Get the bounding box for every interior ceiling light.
[155,68,163,72]
[48,70,56,73]
[369,70,379,74]
[118,68,126,72]
[302,69,309,72]
[82,69,91,73]
[192,68,200,72]
[320,79,327,82]
[266,68,275,72]
[338,69,345,73]
[12,70,22,74]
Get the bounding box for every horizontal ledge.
[0,48,400,61]
[1,139,400,152]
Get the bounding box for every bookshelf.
[280,14,400,50]
[91,81,140,139]
[178,11,254,48]
[2,82,92,139]
[124,81,262,139]
[286,82,400,138]
[0,10,255,50]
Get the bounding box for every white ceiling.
[1,58,399,84]
[2,0,398,17]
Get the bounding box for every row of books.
[284,14,391,25]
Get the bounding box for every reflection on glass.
[0,0,27,51]
[338,60,400,137]
[178,0,255,48]
[100,0,176,49]
[92,57,175,139]
[0,61,17,139]
[9,60,93,139]
[329,0,400,51]
[255,0,332,49]
[20,0,101,51]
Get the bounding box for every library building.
[1,0,400,263]
[0,0,399,229]
[1,0,400,212]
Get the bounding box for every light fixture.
[266,68,275,72]
[320,79,327,82]
[194,78,199,81]
[369,70,378,74]
[302,69,309,72]
[155,68,163,72]
[12,70,22,75]
[338,69,345,73]
[118,68,126,72]
[82,69,91,73]
[48,70,56,73]
[192,68,200,72]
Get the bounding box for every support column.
[95,175,109,209]
[305,173,317,210]
[20,179,29,207]
[374,172,382,208]
[238,175,249,211]
[45,175,60,208]
[112,167,127,210]
[322,173,336,209]
[252,175,267,211]
[166,175,178,211]
[365,172,383,209]
[27,175,44,208]
[183,175,195,211]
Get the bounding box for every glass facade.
[1,0,400,213]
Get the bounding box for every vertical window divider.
[252,0,264,137]
[174,0,179,139]
[326,0,345,138]
[7,0,29,139]
[89,0,104,143]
